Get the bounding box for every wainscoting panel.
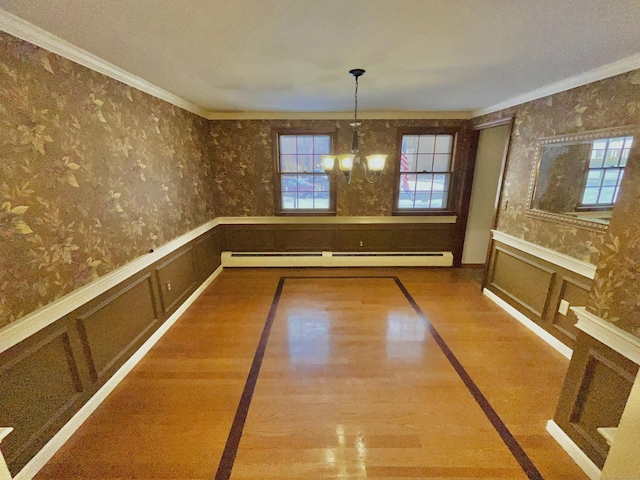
[393,224,452,251]
[486,239,592,348]
[0,327,84,473]
[224,225,278,252]
[76,274,159,381]
[0,226,223,476]
[554,332,639,468]
[193,230,222,281]
[489,247,554,319]
[281,225,334,252]
[551,276,591,343]
[337,225,392,251]
[155,247,197,316]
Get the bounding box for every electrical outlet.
[558,299,569,316]
[165,281,172,291]
[359,240,364,247]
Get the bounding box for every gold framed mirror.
[525,125,636,232]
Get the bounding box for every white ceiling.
[1,0,639,117]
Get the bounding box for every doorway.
[461,121,512,266]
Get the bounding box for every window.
[580,135,633,208]
[274,131,335,213]
[394,132,455,212]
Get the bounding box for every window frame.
[272,128,337,215]
[392,127,461,215]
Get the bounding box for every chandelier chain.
[354,76,359,124]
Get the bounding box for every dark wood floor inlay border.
[392,276,544,480]
[214,277,285,480]
[213,275,544,480]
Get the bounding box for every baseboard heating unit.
[221,251,453,267]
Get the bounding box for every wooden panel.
[156,247,197,315]
[551,276,591,344]
[281,225,334,251]
[555,333,638,468]
[224,225,277,251]
[0,328,83,474]
[193,230,222,280]
[489,247,555,318]
[391,225,452,251]
[337,226,392,251]
[77,274,158,381]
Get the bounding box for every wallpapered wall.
[587,127,640,337]
[0,32,215,327]
[209,119,469,217]
[472,69,640,264]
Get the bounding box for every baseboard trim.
[546,420,601,480]
[483,288,573,359]
[12,265,223,480]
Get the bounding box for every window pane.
[585,170,603,187]
[280,136,297,154]
[282,192,296,209]
[599,187,615,204]
[415,192,432,209]
[582,187,599,204]
[313,135,330,154]
[621,148,630,166]
[433,174,449,193]
[400,153,417,172]
[281,154,297,172]
[590,148,604,168]
[402,135,419,154]
[281,175,296,194]
[430,190,447,208]
[315,175,329,192]
[603,169,620,187]
[604,149,621,167]
[593,139,608,150]
[314,191,329,209]
[312,155,324,172]
[435,135,452,153]
[608,138,625,149]
[296,136,313,154]
[397,188,415,208]
[417,136,435,154]
[416,174,433,192]
[623,136,634,148]
[416,154,433,172]
[433,154,451,172]
[298,154,313,172]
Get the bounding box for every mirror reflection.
[527,126,636,229]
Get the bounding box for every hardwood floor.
[35,268,588,479]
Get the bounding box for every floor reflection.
[386,314,426,360]
[323,425,368,477]
[287,311,331,364]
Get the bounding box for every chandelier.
[321,69,387,184]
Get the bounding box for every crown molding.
[472,53,640,118]
[205,110,472,120]
[0,8,209,118]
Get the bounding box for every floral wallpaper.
[587,127,640,337]
[0,32,215,327]
[209,119,469,217]
[472,69,640,264]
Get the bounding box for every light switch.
[558,299,570,316]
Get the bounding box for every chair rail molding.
[491,230,597,279]
[0,219,220,355]
[572,307,640,366]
